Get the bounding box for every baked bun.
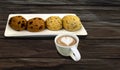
[62,15,82,31]
[46,16,62,31]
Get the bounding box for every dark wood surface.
[0,0,120,70]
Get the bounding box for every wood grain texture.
[0,59,120,70]
[1,0,120,6]
[0,39,120,59]
[0,0,120,70]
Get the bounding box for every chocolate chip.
[9,22,11,25]
[22,21,25,23]
[30,26,33,29]
[12,19,16,22]
[38,18,42,20]
[29,21,33,25]
[16,29,20,31]
[9,18,12,22]
[18,16,21,17]
[25,27,27,30]
[18,21,21,24]
[22,17,24,19]
[9,19,12,24]
[33,18,37,20]
[21,23,25,28]
[39,26,42,29]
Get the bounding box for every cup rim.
[54,34,79,48]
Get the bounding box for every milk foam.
[61,36,74,46]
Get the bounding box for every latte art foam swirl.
[61,37,74,46]
[57,36,76,46]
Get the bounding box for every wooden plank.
[80,39,120,58]
[0,6,120,22]
[0,58,119,70]
[0,39,59,58]
[63,59,120,70]
[1,0,120,6]
[86,27,120,39]
[0,58,65,68]
[0,39,119,59]
[1,6,120,13]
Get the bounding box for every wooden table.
[0,0,120,70]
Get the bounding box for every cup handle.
[70,47,81,61]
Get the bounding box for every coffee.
[56,35,77,46]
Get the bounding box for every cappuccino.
[56,35,77,46]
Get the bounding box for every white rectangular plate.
[4,14,88,37]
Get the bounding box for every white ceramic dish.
[4,14,88,37]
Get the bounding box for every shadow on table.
[4,35,87,40]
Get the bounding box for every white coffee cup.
[54,34,81,61]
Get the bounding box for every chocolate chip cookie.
[9,16,27,31]
[27,17,45,32]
